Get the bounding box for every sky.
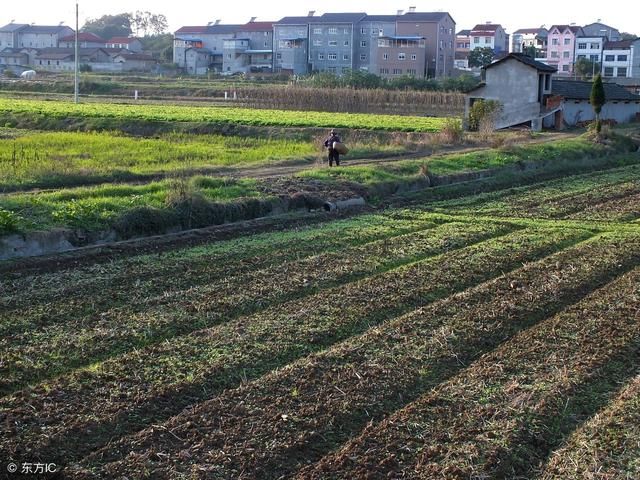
[2,0,638,36]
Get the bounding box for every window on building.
[563,51,570,58]
[327,66,337,73]
[314,28,322,35]
[343,54,349,60]
[360,53,367,60]
[617,67,627,77]
[564,38,571,45]
[383,53,389,60]
[379,67,389,74]
[361,40,367,47]
[590,54,599,62]
[474,37,480,43]
[552,38,559,45]
[618,55,627,61]
[407,68,417,76]
[551,51,559,58]
[591,43,600,49]
[328,28,338,35]
[344,28,349,34]
[577,54,586,59]
[578,43,587,49]
[328,40,337,46]
[457,42,464,48]
[485,37,491,43]
[398,53,406,60]
[411,54,417,60]
[328,53,337,60]
[276,53,282,59]
[361,27,367,34]
[604,66,614,76]
[318,53,325,60]
[562,64,569,72]
[344,40,349,46]
[393,68,402,75]
[605,54,615,61]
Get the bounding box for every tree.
[575,58,601,79]
[139,34,173,62]
[468,47,495,68]
[523,45,537,59]
[620,32,639,41]
[82,13,132,40]
[131,11,168,36]
[590,74,605,133]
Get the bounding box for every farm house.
[545,80,640,128]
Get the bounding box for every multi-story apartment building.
[582,22,621,42]
[223,21,274,74]
[546,25,583,75]
[574,36,606,74]
[307,13,366,75]
[511,28,547,58]
[0,24,74,49]
[273,16,311,75]
[602,40,640,78]
[470,23,508,54]
[396,11,456,77]
[454,29,472,70]
[58,32,105,49]
[173,23,241,74]
[355,15,398,73]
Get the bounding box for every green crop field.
[1,159,639,479]
[0,98,450,132]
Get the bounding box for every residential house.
[574,36,606,75]
[113,52,156,71]
[602,40,640,78]
[454,29,471,69]
[307,13,366,75]
[58,32,105,49]
[465,53,557,131]
[375,34,427,78]
[0,48,28,67]
[355,15,398,73]
[470,23,509,54]
[581,22,621,42]
[222,21,274,74]
[105,37,143,52]
[16,25,75,49]
[0,23,28,49]
[34,48,110,71]
[546,80,640,127]
[273,16,312,75]
[511,28,547,58]
[173,23,241,73]
[396,11,456,77]
[546,25,583,75]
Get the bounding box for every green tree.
[131,11,169,36]
[620,32,639,41]
[590,74,605,133]
[82,13,132,40]
[468,47,495,68]
[575,58,601,79]
[523,45,537,58]
[140,34,173,62]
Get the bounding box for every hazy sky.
[2,0,638,35]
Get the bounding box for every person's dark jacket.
[324,134,341,150]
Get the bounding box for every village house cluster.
[0,23,155,72]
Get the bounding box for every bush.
[0,208,20,234]
[468,99,502,132]
[112,206,179,239]
[438,118,464,144]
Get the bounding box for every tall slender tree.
[590,74,605,134]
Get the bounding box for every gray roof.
[399,12,451,22]
[362,15,400,22]
[206,24,242,34]
[23,25,72,34]
[553,80,640,101]
[275,16,316,25]
[318,12,367,23]
[457,29,472,36]
[486,53,557,73]
[0,23,28,32]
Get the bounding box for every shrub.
[112,206,179,239]
[468,99,502,135]
[0,208,20,234]
[438,118,464,144]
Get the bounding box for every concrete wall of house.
[465,60,544,129]
[575,37,605,65]
[59,40,105,49]
[559,100,640,125]
[375,41,426,78]
[632,42,640,78]
[0,31,20,49]
[274,25,309,74]
[355,20,396,72]
[547,29,577,75]
[397,16,455,77]
[223,39,249,73]
[602,48,633,78]
[308,23,355,74]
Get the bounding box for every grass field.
[1,161,639,478]
[0,98,451,132]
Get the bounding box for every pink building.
[546,25,583,75]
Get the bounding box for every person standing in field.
[323,129,341,167]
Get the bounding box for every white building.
[575,36,605,64]
[602,40,639,78]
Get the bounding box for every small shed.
[545,80,640,128]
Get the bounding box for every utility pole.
[74,1,79,103]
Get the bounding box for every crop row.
[0,98,449,132]
[427,164,640,220]
[71,232,640,479]
[0,227,583,465]
[300,264,640,480]
[0,212,439,316]
[0,220,508,394]
[538,375,640,479]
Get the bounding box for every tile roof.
[59,32,104,42]
[23,25,71,34]
[239,21,275,32]
[0,23,28,32]
[486,53,557,73]
[207,24,242,34]
[114,53,155,61]
[318,12,367,23]
[362,15,400,22]
[275,16,318,25]
[457,29,471,36]
[552,80,640,101]
[604,40,635,49]
[472,24,502,32]
[549,25,582,34]
[399,12,450,22]
[175,26,209,34]
[107,37,140,44]
[514,28,546,35]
